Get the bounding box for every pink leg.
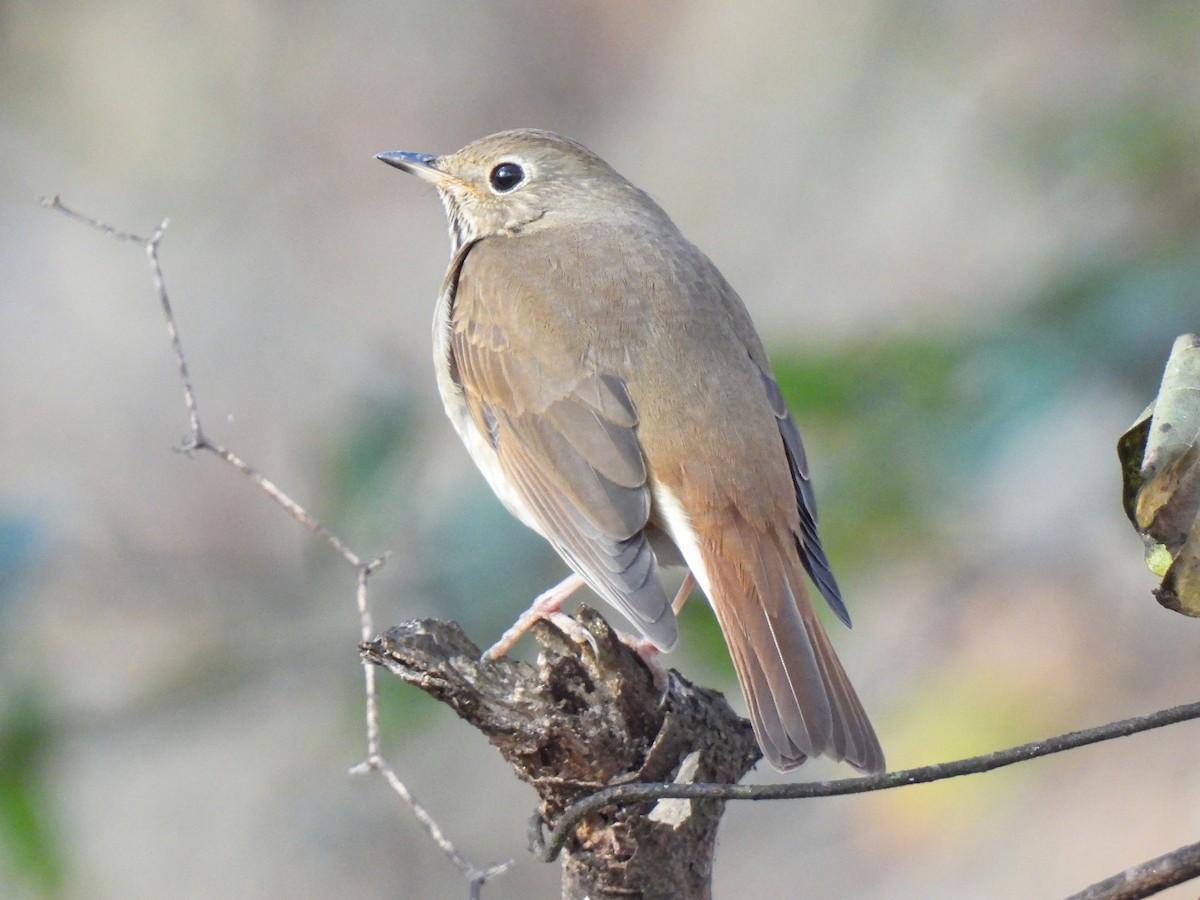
[482,572,588,660]
[670,571,697,617]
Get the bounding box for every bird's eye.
[488,162,525,193]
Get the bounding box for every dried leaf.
[1117,407,1152,526]
[1117,334,1200,615]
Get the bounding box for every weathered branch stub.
[362,606,760,899]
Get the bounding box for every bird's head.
[377,129,657,251]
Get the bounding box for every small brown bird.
[377,130,884,774]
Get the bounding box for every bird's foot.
[482,572,589,660]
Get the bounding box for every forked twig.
[42,195,511,896]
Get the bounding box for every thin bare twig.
[40,195,368,569]
[1067,838,1200,900]
[43,195,511,895]
[537,698,1200,863]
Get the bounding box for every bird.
[376,130,884,774]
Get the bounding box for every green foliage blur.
[776,237,1200,574]
[0,692,62,897]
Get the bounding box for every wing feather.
[756,364,851,627]
[449,242,677,648]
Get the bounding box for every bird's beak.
[376,150,450,186]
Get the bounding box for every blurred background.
[3,2,1200,897]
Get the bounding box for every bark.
[362,606,760,899]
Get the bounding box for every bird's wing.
[447,239,677,649]
[755,365,851,626]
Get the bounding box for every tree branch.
[371,603,1200,897]
[363,608,760,899]
[1066,839,1200,900]
[538,697,1200,863]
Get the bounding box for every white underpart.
[650,478,714,606]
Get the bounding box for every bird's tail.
[701,523,884,773]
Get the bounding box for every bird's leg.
[482,572,590,660]
[627,571,697,690]
[670,571,697,617]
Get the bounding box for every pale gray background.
[3,2,1200,898]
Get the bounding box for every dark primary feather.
[756,364,851,627]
